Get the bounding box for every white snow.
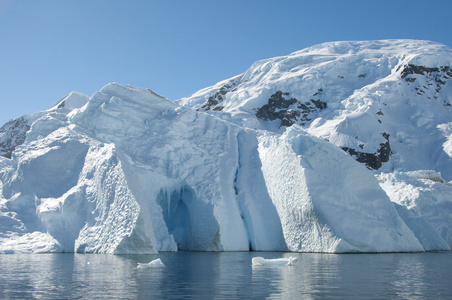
[1,40,452,254]
[378,171,452,250]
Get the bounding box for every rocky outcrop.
[255,90,327,128]
[400,64,452,104]
[198,78,240,111]
[400,64,452,79]
[0,117,30,159]
[341,132,392,170]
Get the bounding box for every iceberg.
[252,256,298,266]
[1,40,452,254]
[137,258,165,268]
[0,83,430,253]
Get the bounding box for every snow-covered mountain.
[178,39,452,177]
[1,40,452,254]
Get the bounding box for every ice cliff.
[1,40,452,253]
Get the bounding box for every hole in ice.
[157,186,192,250]
[156,184,220,251]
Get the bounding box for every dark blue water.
[0,251,451,299]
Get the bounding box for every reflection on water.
[0,251,451,299]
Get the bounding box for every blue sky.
[1,0,452,125]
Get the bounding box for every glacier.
[1,39,452,253]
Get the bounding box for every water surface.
[0,251,451,299]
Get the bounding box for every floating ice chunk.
[286,256,297,266]
[252,256,297,266]
[137,258,166,268]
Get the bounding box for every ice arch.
[156,185,219,251]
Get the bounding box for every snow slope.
[178,39,452,180]
[1,40,452,254]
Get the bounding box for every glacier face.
[1,40,452,253]
[258,126,425,252]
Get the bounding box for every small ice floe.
[137,258,166,269]
[252,256,297,266]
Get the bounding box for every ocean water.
[0,251,451,299]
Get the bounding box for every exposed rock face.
[198,78,240,111]
[401,64,452,79]
[0,117,30,159]
[255,91,297,126]
[255,90,327,128]
[342,132,392,170]
[400,64,452,104]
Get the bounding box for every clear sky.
[1,0,452,125]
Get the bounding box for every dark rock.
[255,90,327,128]
[199,78,240,111]
[378,132,391,163]
[57,100,65,109]
[342,147,381,170]
[313,88,323,97]
[341,132,392,170]
[401,64,440,79]
[0,117,30,159]
[311,99,327,110]
[401,64,452,100]
[255,91,298,127]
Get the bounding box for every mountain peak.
[50,91,90,111]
